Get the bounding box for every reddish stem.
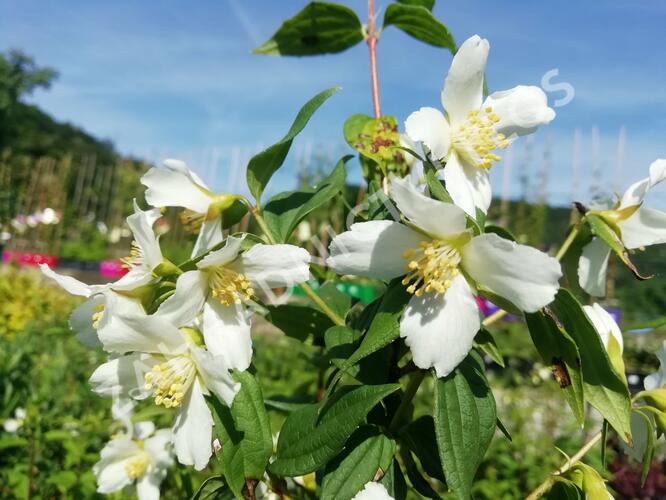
[367,0,382,118]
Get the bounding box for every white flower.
[579,159,666,296]
[352,482,394,500]
[327,177,561,377]
[89,302,240,470]
[404,35,555,217]
[644,341,666,390]
[3,408,26,433]
[140,159,236,257]
[583,304,624,353]
[93,418,173,499]
[156,235,311,373]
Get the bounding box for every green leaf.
[399,416,445,481]
[634,409,656,486]
[269,383,400,476]
[398,0,435,11]
[321,428,396,500]
[399,446,441,498]
[569,463,611,499]
[525,310,585,425]
[474,328,505,368]
[585,214,651,282]
[264,155,350,242]
[343,114,406,174]
[0,436,28,450]
[546,478,584,500]
[549,289,632,442]
[383,3,456,51]
[381,459,408,500]
[484,224,516,242]
[434,354,496,500]
[246,87,339,203]
[221,199,248,229]
[318,281,352,319]
[253,2,364,56]
[210,372,272,497]
[342,280,410,370]
[266,303,334,341]
[423,163,452,203]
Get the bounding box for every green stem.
[251,207,345,327]
[388,370,426,432]
[555,224,581,261]
[525,431,602,500]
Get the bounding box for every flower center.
[144,356,196,408]
[179,209,205,234]
[124,452,151,479]
[209,267,254,306]
[91,304,105,329]
[451,107,509,170]
[401,240,461,296]
[120,241,142,269]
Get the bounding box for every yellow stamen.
[124,453,151,479]
[120,241,142,269]
[144,356,196,408]
[451,106,509,170]
[91,303,105,329]
[179,209,205,234]
[402,240,461,296]
[208,267,254,306]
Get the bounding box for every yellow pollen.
[451,106,509,170]
[124,453,151,479]
[209,267,254,306]
[91,304,105,329]
[401,240,461,297]
[120,241,143,269]
[179,209,205,234]
[144,356,196,408]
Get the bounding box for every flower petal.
[89,353,160,399]
[110,267,155,292]
[136,473,163,500]
[141,159,213,214]
[172,379,214,470]
[192,219,224,259]
[462,233,561,312]
[578,238,610,297]
[144,429,174,467]
[482,85,555,137]
[404,107,451,160]
[133,421,156,441]
[202,300,252,370]
[197,235,245,269]
[230,244,311,289]
[441,35,489,126]
[389,175,467,238]
[191,346,240,405]
[100,311,185,355]
[619,160,666,209]
[126,200,163,269]
[619,207,666,249]
[443,152,492,216]
[400,275,480,377]
[156,270,207,327]
[644,341,666,390]
[94,456,133,494]
[583,303,623,352]
[352,481,395,500]
[327,221,423,280]
[69,296,104,348]
[40,264,102,297]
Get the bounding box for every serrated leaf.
[399,416,444,481]
[434,354,496,500]
[383,3,456,51]
[474,328,504,368]
[549,289,632,442]
[269,384,400,476]
[253,2,363,56]
[321,428,395,500]
[525,310,585,425]
[342,280,410,370]
[210,372,272,497]
[264,156,350,242]
[266,303,334,341]
[246,87,339,203]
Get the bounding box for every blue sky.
[1,0,665,206]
